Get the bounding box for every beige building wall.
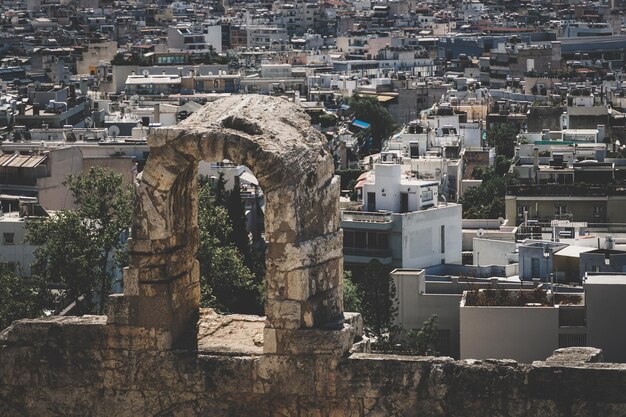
[506,196,626,225]
[37,147,84,210]
[460,304,559,363]
[76,41,117,76]
[585,276,626,362]
[83,157,136,184]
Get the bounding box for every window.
[531,258,540,277]
[3,233,14,245]
[378,233,389,250]
[343,231,354,247]
[517,205,528,219]
[354,231,366,249]
[400,192,409,213]
[554,204,567,217]
[593,204,605,219]
[367,192,376,212]
[343,231,389,251]
[440,225,445,253]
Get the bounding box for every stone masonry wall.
[3,316,626,417]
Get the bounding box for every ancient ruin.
[2,95,626,416]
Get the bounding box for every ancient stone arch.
[110,95,345,350]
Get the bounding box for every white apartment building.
[341,161,462,270]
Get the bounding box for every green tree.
[343,271,363,312]
[460,156,515,219]
[404,314,440,356]
[355,259,397,337]
[488,123,518,159]
[64,167,133,313]
[197,181,263,314]
[319,113,338,128]
[227,176,251,259]
[27,210,101,309]
[347,94,396,151]
[0,266,50,329]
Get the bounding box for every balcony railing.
[343,247,392,259]
[341,210,392,223]
[507,184,626,197]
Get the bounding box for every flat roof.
[586,275,626,285]
[126,75,181,85]
[554,245,595,258]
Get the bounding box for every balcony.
[341,211,392,223]
[507,184,626,197]
[343,247,393,264]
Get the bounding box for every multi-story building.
[341,159,462,270]
[272,0,318,37]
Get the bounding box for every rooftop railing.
[341,210,393,223]
[507,183,626,197]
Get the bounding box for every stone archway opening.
[108,95,350,354]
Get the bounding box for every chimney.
[606,235,614,250]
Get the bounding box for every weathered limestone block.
[263,313,362,355]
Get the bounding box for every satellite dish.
[142,69,150,77]
[108,125,120,139]
[498,217,505,225]
[84,117,93,128]
[476,228,486,238]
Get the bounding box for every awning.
[354,171,371,189]
[352,119,370,129]
[0,153,47,168]
[376,95,396,103]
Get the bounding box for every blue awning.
[340,104,350,110]
[352,119,370,129]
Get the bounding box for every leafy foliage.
[197,178,264,314]
[347,94,396,151]
[403,315,440,356]
[28,167,133,313]
[460,156,516,219]
[343,271,362,313]
[488,123,518,159]
[0,266,50,329]
[28,211,101,308]
[353,259,397,337]
[64,167,133,312]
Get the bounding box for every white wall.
[401,204,463,268]
[460,304,559,363]
[0,215,37,276]
[473,238,517,266]
[205,25,222,53]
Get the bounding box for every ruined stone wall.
[3,96,626,416]
[109,95,346,350]
[3,316,626,417]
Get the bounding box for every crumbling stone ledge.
[2,315,626,417]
